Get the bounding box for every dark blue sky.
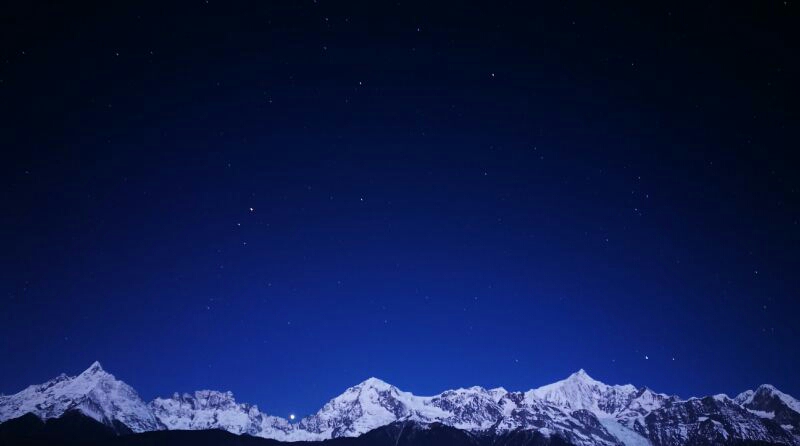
[1,1,798,419]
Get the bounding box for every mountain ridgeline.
[1,362,798,446]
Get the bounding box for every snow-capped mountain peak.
[83,361,105,375]
[736,383,800,423]
[0,361,159,433]
[3,364,799,446]
[528,370,638,417]
[297,376,419,438]
[150,389,292,437]
[355,377,394,390]
[756,384,800,414]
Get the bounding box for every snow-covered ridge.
[527,368,639,417]
[737,384,800,414]
[0,361,158,433]
[1,363,799,446]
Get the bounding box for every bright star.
[289,414,296,420]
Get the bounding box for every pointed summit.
[569,369,595,381]
[354,377,393,390]
[529,369,638,416]
[749,384,800,414]
[80,361,105,376]
[0,361,159,433]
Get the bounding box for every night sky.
[2,1,798,420]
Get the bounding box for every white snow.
[528,369,638,417]
[3,362,799,446]
[736,384,800,415]
[710,419,730,439]
[746,409,776,419]
[735,390,755,405]
[761,385,800,414]
[0,362,158,432]
[712,394,730,402]
[599,418,652,446]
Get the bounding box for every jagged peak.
[732,385,791,405]
[80,361,106,376]
[195,389,236,398]
[749,384,791,401]
[0,361,158,433]
[446,385,488,394]
[157,389,244,411]
[160,389,238,402]
[35,373,72,391]
[751,384,800,413]
[634,386,676,401]
[9,362,798,445]
[526,368,640,416]
[534,369,607,392]
[569,368,596,381]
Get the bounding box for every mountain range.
[1,362,798,446]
